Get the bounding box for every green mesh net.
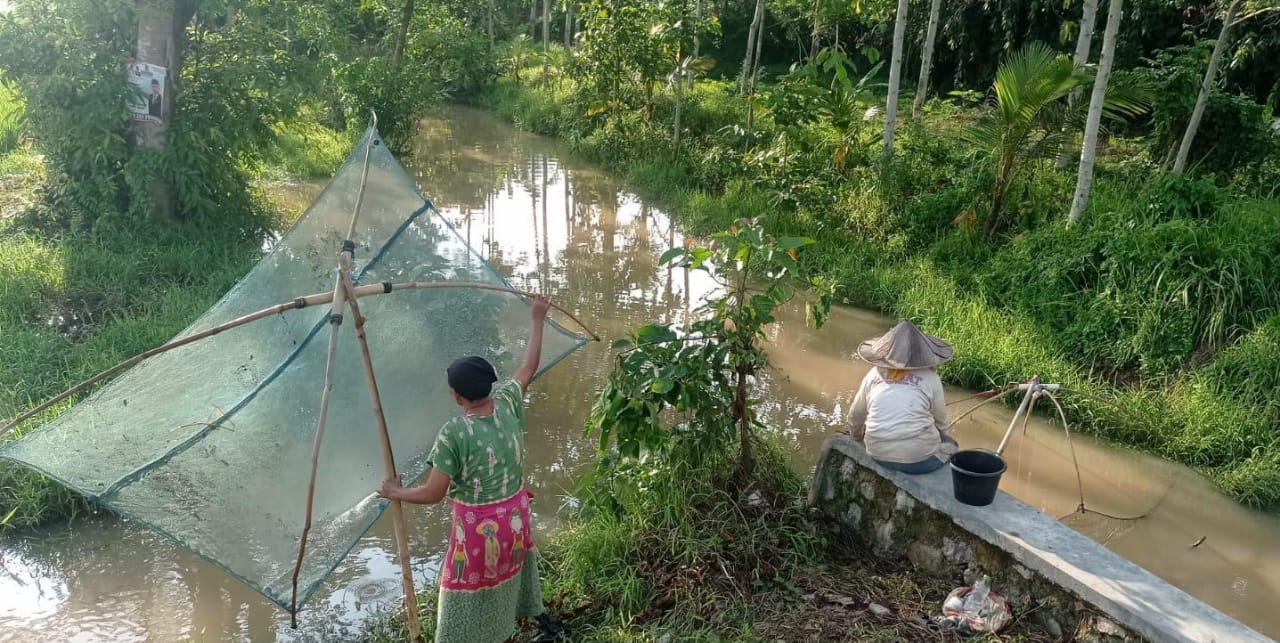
[0,125,587,613]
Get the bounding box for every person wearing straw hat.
[377,295,566,642]
[848,319,959,474]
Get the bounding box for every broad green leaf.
[612,338,633,349]
[658,247,687,265]
[650,378,674,394]
[776,236,816,250]
[635,323,678,344]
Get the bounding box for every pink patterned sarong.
[441,487,534,592]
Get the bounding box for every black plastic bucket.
[950,449,1007,506]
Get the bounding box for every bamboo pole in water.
[341,272,422,641]
[289,249,351,627]
[1,281,599,439]
[293,117,389,629]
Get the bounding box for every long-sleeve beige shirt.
[848,367,949,464]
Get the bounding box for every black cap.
[447,356,498,401]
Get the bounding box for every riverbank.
[478,76,1280,511]
[0,122,347,528]
[366,444,1057,642]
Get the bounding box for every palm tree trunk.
[488,0,496,50]
[912,0,943,116]
[541,0,551,84]
[881,0,909,162]
[1056,0,1100,169]
[1067,0,1124,225]
[740,0,765,95]
[391,0,415,68]
[747,5,765,129]
[1173,0,1243,176]
[563,0,573,48]
[694,0,703,59]
[674,68,684,149]
[809,0,822,59]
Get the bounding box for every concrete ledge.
[809,433,1270,643]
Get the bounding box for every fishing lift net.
[0,125,588,615]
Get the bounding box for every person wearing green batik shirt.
[378,295,565,642]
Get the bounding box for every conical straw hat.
[857,319,953,370]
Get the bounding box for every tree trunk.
[391,0,415,68]
[529,0,537,37]
[694,0,703,59]
[673,68,684,149]
[564,0,573,48]
[1056,0,1100,169]
[541,0,550,84]
[809,0,821,59]
[135,0,178,219]
[912,0,943,116]
[740,0,764,95]
[735,363,753,479]
[1067,0,1124,225]
[747,4,765,128]
[881,0,909,162]
[488,0,496,50]
[1172,0,1243,175]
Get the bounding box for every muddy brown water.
[2,106,1278,641]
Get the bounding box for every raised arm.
[514,294,550,392]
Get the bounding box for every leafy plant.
[1138,41,1278,179]
[587,219,834,480]
[0,82,24,153]
[963,42,1147,237]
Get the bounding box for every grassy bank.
[366,442,1053,641]
[480,75,1280,511]
[0,120,348,529]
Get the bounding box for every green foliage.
[575,0,719,118]
[0,0,137,226]
[1139,172,1223,220]
[1139,42,1280,179]
[0,81,23,153]
[588,219,833,475]
[404,4,497,101]
[963,42,1147,236]
[489,69,1280,509]
[336,58,439,148]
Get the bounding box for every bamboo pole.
[293,114,377,626]
[289,250,351,627]
[346,113,378,241]
[1,281,599,439]
[341,273,422,641]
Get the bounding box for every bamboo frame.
[0,116,596,637]
[341,271,422,640]
[290,249,351,627]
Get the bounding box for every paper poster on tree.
[127,62,166,123]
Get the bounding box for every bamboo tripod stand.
[0,115,599,640]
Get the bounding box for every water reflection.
[2,106,1278,641]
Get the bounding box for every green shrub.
[0,82,23,153]
[1139,173,1224,220]
[1141,42,1279,179]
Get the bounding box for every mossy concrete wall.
[809,434,1269,643]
